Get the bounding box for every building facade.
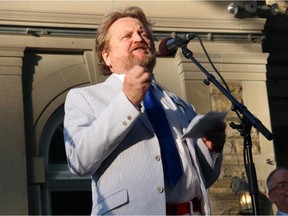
[0,1,281,214]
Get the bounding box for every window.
[41,106,92,215]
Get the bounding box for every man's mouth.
[133,47,147,52]
[131,44,150,53]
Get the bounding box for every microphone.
[158,33,196,56]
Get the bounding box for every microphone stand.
[179,43,273,215]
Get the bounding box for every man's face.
[102,17,156,74]
[268,170,288,213]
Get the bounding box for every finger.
[202,128,226,152]
[204,130,226,140]
[213,121,226,132]
[202,136,225,152]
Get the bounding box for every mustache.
[130,43,151,52]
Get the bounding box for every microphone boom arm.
[178,43,273,215]
[180,44,273,141]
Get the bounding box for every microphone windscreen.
[158,37,175,57]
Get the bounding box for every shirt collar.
[278,210,288,215]
[113,73,157,88]
[113,73,125,82]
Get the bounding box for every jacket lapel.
[163,90,190,132]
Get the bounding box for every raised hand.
[123,65,152,106]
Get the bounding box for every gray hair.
[266,167,288,191]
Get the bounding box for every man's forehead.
[111,17,145,29]
[272,170,288,181]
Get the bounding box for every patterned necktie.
[143,87,183,186]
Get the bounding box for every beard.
[123,44,156,72]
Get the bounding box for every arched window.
[41,105,92,215]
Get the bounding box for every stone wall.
[209,81,273,215]
[0,48,28,214]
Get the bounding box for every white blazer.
[64,74,223,215]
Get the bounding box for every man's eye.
[141,33,149,38]
[122,34,131,39]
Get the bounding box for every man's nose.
[133,33,144,42]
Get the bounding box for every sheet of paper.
[182,111,227,139]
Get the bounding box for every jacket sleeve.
[194,138,223,188]
[63,88,140,176]
[174,95,223,188]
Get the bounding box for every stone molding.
[0,8,265,33]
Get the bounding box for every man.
[64,6,226,215]
[267,167,288,215]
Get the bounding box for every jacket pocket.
[96,189,128,215]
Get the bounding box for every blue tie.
[143,87,183,186]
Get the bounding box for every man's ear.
[102,50,111,67]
